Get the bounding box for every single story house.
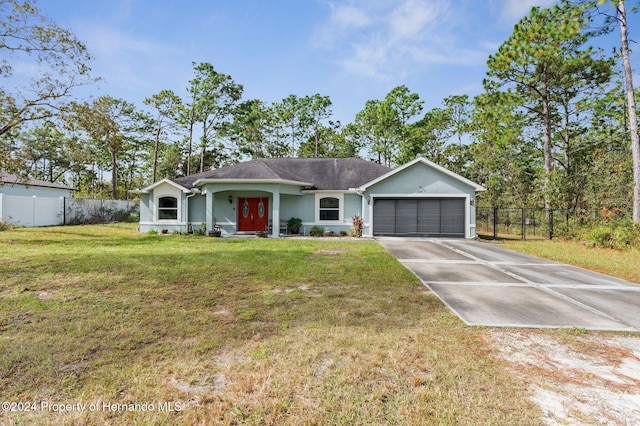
[133,157,485,238]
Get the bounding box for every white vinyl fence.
[0,194,139,227]
[0,194,63,227]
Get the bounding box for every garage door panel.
[441,199,465,236]
[373,199,396,235]
[395,199,417,234]
[418,199,440,235]
[373,198,466,238]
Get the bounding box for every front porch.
[199,183,307,238]
[183,181,366,238]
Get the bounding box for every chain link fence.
[63,198,139,225]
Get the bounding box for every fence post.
[549,209,554,240]
[493,207,498,240]
[521,208,526,240]
[32,195,36,227]
[63,197,66,225]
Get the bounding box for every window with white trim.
[158,196,178,220]
[319,197,340,221]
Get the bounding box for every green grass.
[503,239,640,284]
[0,224,542,425]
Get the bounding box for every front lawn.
[0,225,541,425]
[503,239,640,284]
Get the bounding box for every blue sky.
[38,0,637,124]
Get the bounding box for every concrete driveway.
[377,238,640,332]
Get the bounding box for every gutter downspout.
[185,188,201,233]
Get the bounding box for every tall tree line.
[1,0,639,221]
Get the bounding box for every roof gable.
[132,178,190,194]
[360,157,485,192]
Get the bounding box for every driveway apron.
[377,238,640,332]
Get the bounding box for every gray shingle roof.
[172,158,392,190]
[0,172,75,190]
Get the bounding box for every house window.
[158,196,178,220]
[319,197,340,221]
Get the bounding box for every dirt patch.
[307,248,348,259]
[38,291,56,301]
[169,377,211,395]
[212,306,232,316]
[488,330,640,425]
[317,248,346,255]
[214,351,250,369]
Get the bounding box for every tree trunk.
[111,148,118,200]
[562,96,572,209]
[128,150,136,201]
[290,119,296,157]
[200,126,206,173]
[187,118,193,176]
[152,126,160,182]
[200,145,205,173]
[562,96,571,175]
[618,0,640,222]
[541,81,553,209]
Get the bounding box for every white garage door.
[373,198,466,237]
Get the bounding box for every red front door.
[237,198,269,232]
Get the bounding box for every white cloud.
[389,0,443,41]
[314,1,372,48]
[79,24,170,59]
[340,36,391,81]
[11,59,43,80]
[316,0,487,82]
[331,3,371,28]
[73,23,176,90]
[499,0,556,22]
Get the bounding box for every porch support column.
[205,190,214,233]
[271,190,280,238]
